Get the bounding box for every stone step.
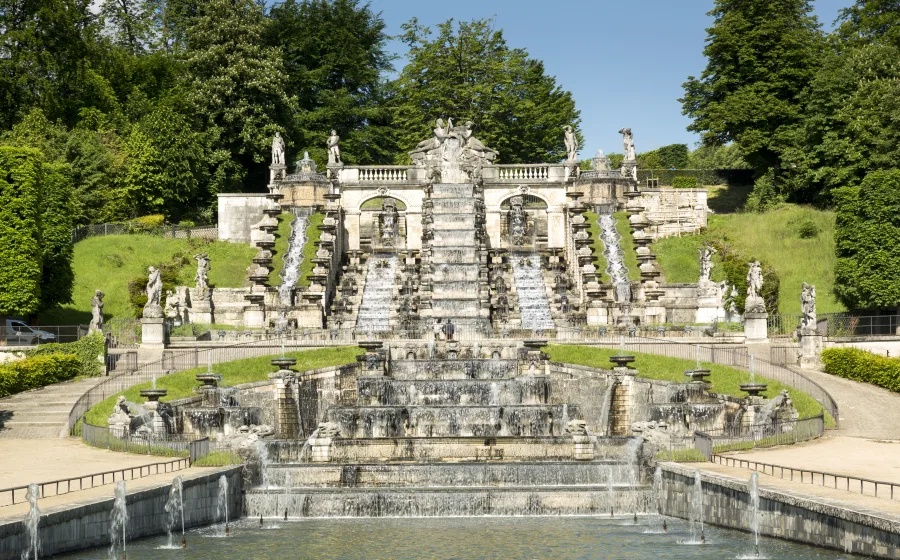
[432,199,476,214]
[429,215,476,229]
[326,403,578,438]
[245,484,650,518]
[389,359,519,380]
[356,376,550,406]
[431,247,478,264]
[260,461,636,488]
[430,264,480,282]
[432,232,476,246]
[430,184,474,198]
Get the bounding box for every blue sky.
[368,0,852,157]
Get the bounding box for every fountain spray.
[109,481,128,560]
[164,476,186,549]
[217,475,229,537]
[22,483,40,560]
[749,472,761,557]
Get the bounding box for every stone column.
[405,210,423,250]
[345,211,361,251]
[547,208,565,248]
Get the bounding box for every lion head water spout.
[109,481,127,560]
[22,483,40,560]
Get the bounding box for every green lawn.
[84,346,362,427]
[269,212,294,285]
[585,212,610,283]
[298,213,325,289]
[40,235,256,324]
[545,344,832,425]
[614,212,642,282]
[654,204,843,315]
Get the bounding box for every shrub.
[0,354,81,397]
[27,332,106,377]
[130,214,165,233]
[178,220,196,228]
[797,220,819,239]
[672,176,699,189]
[822,347,900,392]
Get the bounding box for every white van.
[4,319,57,346]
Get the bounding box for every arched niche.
[359,196,408,252]
[499,193,549,249]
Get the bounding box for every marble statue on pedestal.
[89,290,104,334]
[800,282,817,332]
[143,266,163,318]
[564,125,579,162]
[698,246,716,283]
[327,130,341,164]
[272,132,285,166]
[194,253,210,297]
[619,127,636,161]
[745,261,766,313]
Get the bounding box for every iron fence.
[72,222,218,244]
[711,455,900,501]
[820,313,900,337]
[0,457,189,507]
[767,314,802,337]
[81,421,204,457]
[694,414,825,459]
[770,346,800,366]
[0,324,90,346]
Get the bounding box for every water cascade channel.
[597,213,632,303]
[355,253,397,332]
[509,253,555,331]
[277,215,309,306]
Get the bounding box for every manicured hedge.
[672,176,699,189]
[822,347,900,392]
[0,354,82,397]
[27,332,106,377]
[0,147,43,315]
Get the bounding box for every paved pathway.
[0,377,104,438]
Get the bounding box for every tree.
[99,0,157,55]
[39,162,75,311]
[266,0,395,165]
[180,0,296,192]
[681,0,823,177]
[655,144,690,169]
[688,144,750,170]
[390,18,581,164]
[836,0,900,49]
[833,169,900,311]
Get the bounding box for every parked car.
[4,319,57,346]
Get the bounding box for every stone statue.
[143,266,163,317]
[564,125,579,162]
[89,290,104,334]
[327,129,341,164]
[698,246,717,283]
[460,121,498,163]
[801,282,817,332]
[271,132,285,166]
[194,253,210,296]
[746,261,763,300]
[410,118,450,159]
[164,290,178,319]
[619,127,636,161]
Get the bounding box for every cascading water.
[597,213,631,303]
[645,466,666,534]
[278,215,309,306]
[356,253,397,332]
[749,472,761,557]
[622,438,642,517]
[257,440,271,489]
[21,483,40,560]
[163,476,185,549]
[217,475,229,537]
[509,254,554,331]
[688,470,705,544]
[108,481,127,560]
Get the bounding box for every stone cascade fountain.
[597,213,632,304]
[355,253,398,332]
[277,214,310,307]
[426,182,489,329]
[244,341,652,519]
[509,253,555,331]
[244,188,286,327]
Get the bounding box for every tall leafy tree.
[99,0,157,55]
[180,0,296,192]
[266,0,395,165]
[836,0,900,49]
[390,18,581,164]
[680,0,823,177]
[833,169,900,311]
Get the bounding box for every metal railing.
[72,222,217,244]
[81,421,204,457]
[821,313,900,337]
[1,324,89,346]
[0,457,189,507]
[694,414,825,458]
[768,314,802,337]
[712,455,900,501]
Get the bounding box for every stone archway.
[358,196,408,252]
[499,193,549,250]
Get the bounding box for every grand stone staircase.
[0,377,102,438]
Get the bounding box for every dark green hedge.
[672,176,699,189]
[822,347,900,392]
[637,168,755,187]
[0,354,82,397]
[0,147,43,315]
[27,332,106,377]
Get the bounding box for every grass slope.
[298,213,325,289]
[614,212,642,282]
[585,212,610,283]
[545,344,832,425]
[41,235,256,324]
[269,212,294,285]
[654,204,842,314]
[84,346,362,427]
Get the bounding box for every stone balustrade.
[358,166,410,183]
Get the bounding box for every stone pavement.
[0,377,104,439]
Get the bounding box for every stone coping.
[661,463,900,533]
[217,193,270,198]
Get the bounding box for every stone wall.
[660,464,900,558]
[638,188,708,238]
[279,180,328,207]
[217,193,271,243]
[0,467,243,560]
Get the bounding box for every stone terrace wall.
[660,464,900,558]
[639,189,708,239]
[0,467,243,560]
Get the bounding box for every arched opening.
[500,194,548,249]
[359,196,408,252]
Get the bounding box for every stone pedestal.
[572,435,594,461]
[743,312,769,344]
[191,298,214,324]
[695,281,722,323]
[310,438,332,462]
[272,374,299,439]
[244,306,266,328]
[799,332,824,369]
[141,317,165,347]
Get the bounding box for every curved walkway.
[0,377,106,439]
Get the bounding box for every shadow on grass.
[707,184,753,214]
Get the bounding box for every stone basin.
[271,358,297,370]
[196,373,221,388]
[740,383,768,397]
[684,369,711,383]
[139,388,168,402]
[609,355,636,368]
[358,341,384,352]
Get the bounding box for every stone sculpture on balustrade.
[410,117,498,183]
[194,253,211,298]
[327,130,341,165]
[619,127,638,181]
[800,282,817,333]
[143,266,163,318]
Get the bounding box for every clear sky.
[369,0,852,158]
